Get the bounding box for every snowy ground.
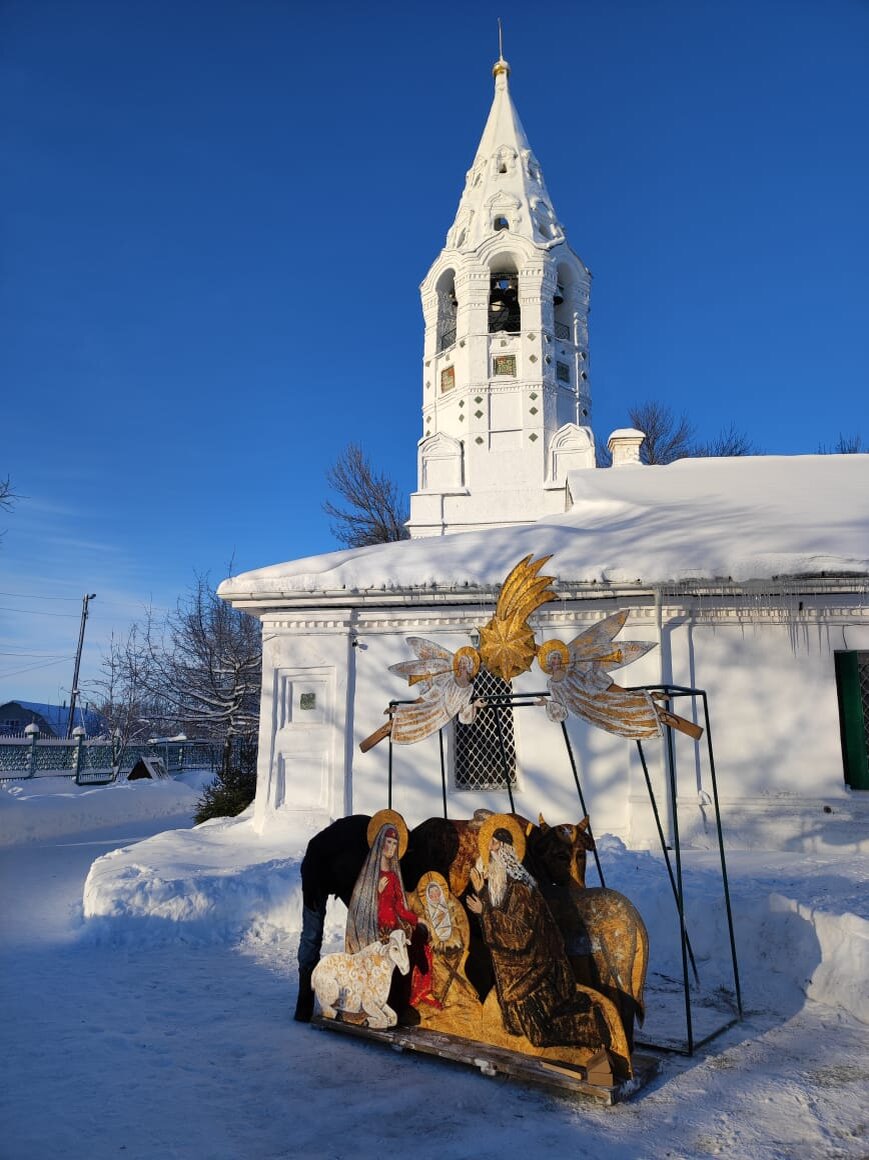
[1,778,867,1159]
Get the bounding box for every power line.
[0,591,82,601]
[0,593,170,613]
[0,651,73,658]
[0,606,82,618]
[0,656,76,679]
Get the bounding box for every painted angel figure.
[538,611,702,740]
[359,638,482,752]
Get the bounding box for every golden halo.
[415,870,451,906]
[537,638,570,675]
[452,646,481,683]
[367,809,409,858]
[477,812,526,866]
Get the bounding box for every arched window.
[493,215,509,232]
[454,670,517,790]
[489,262,521,334]
[553,262,575,343]
[436,269,457,352]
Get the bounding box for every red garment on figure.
[377,871,418,934]
[377,869,440,1009]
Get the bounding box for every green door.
[834,652,869,790]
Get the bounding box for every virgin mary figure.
[345,809,440,1010]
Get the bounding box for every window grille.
[454,669,517,790]
[438,325,457,352]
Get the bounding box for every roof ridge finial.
[493,18,510,79]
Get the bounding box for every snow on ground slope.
[1,782,867,1158]
[82,816,869,1028]
[0,770,213,846]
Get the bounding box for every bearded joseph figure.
[467,818,627,1072]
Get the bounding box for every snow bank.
[82,814,339,946]
[0,772,213,847]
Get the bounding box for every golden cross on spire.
[493,18,510,78]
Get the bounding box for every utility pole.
[67,593,96,738]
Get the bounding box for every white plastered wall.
[250,596,861,851]
[252,613,354,835]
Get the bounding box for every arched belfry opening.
[554,262,575,342]
[436,269,457,352]
[489,259,521,334]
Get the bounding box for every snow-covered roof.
[219,455,869,602]
[0,701,106,737]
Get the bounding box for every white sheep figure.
[311,927,410,1029]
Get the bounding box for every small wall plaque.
[300,693,317,711]
[494,355,516,376]
[440,366,455,392]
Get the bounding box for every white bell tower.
[407,51,595,539]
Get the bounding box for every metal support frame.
[382,684,742,1057]
[629,684,743,1055]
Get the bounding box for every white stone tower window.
[489,267,521,334]
[436,268,458,352]
[554,262,575,342]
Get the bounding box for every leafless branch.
[323,443,409,547]
[628,402,696,465]
[818,433,865,454]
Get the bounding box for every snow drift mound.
[81,822,868,1025]
[82,814,331,946]
[0,774,211,847]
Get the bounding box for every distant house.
[0,701,107,738]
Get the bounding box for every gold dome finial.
[493,17,510,78]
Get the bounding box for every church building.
[219,54,869,853]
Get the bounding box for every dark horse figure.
[294,811,597,1025]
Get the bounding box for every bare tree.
[324,443,410,547]
[597,406,757,465]
[628,402,696,465]
[89,622,166,772]
[693,423,757,457]
[151,576,262,770]
[91,576,262,773]
[1,476,17,541]
[818,433,865,454]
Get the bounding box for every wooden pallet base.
[311,1016,661,1105]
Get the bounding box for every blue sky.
[2,0,867,705]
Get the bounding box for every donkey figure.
[531,815,648,1050]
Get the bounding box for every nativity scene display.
[300,807,646,1091]
[297,556,715,1098]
